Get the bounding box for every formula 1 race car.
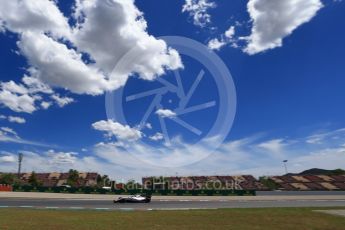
[113,194,152,203]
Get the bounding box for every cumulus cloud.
[155,109,176,118]
[40,101,52,110]
[51,94,74,108]
[0,0,182,99]
[0,87,37,113]
[149,132,164,141]
[208,26,237,50]
[8,116,26,124]
[243,0,323,54]
[1,81,28,95]
[22,74,54,94]
[72,0,182,81]
[182,0,216,28]
[0,0,70,37]
[17,31,113,95]
[92,120,142,141]
[145,123,153,129]
[46,149,78,165]
[207,38,226,51]
[0,80,52,113]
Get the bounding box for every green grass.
[0,207,344,230]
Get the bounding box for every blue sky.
[0,0,344,180]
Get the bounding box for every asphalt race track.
[1,193,345,211]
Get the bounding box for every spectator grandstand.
[142,175,267,191]
[0,172,99,187]
[1,169,344,191]
[269,174,345,191]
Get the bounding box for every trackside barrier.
[0,184,13,192]
[11,185,256,196]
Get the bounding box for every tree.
[97,174,102,185]
[67,169,79,187]
[0,173,15,185]
[126,179,137,190]
[28,171,41,187]
[102,175,110,186]
[331,169,345,176]
[259,176,279,190]
[96,174,110,187]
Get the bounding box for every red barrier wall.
[0,184,13,192]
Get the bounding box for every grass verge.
[0,207,344,230]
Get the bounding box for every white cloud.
[0,0,70,37]
[145,123,152,129]
[224,26,235,39]
[2,127,345,180]
[1,127,18,137]
[0,0,182,97]
[40,101,52,110]
[155,109,176,118]
[51,94,74,108]
[0,88,37,113]
[257,138,286,158]
[0,150,88,173]
[22,74,53,94]
[182,0,216,28]
[1,81,28,95]
[0,79,70,113]
[0,115,6,119]
[244,0,323,55]
[89,126,345,178]
[0,126,21,143]
[17,31,111,95]
[0,126,51,147]
[92,120,142,141]
[208,26,237,50]
[72,0,182,81]
[149,132,164,141]
[207,38,226,50]
[305,128,345,145]
[0,155,16,163]
[46,150,78,165]
[0,80,54,113]
[8,116,26,124]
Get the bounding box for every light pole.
[283,160,288,175]
[18,153,23,179]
